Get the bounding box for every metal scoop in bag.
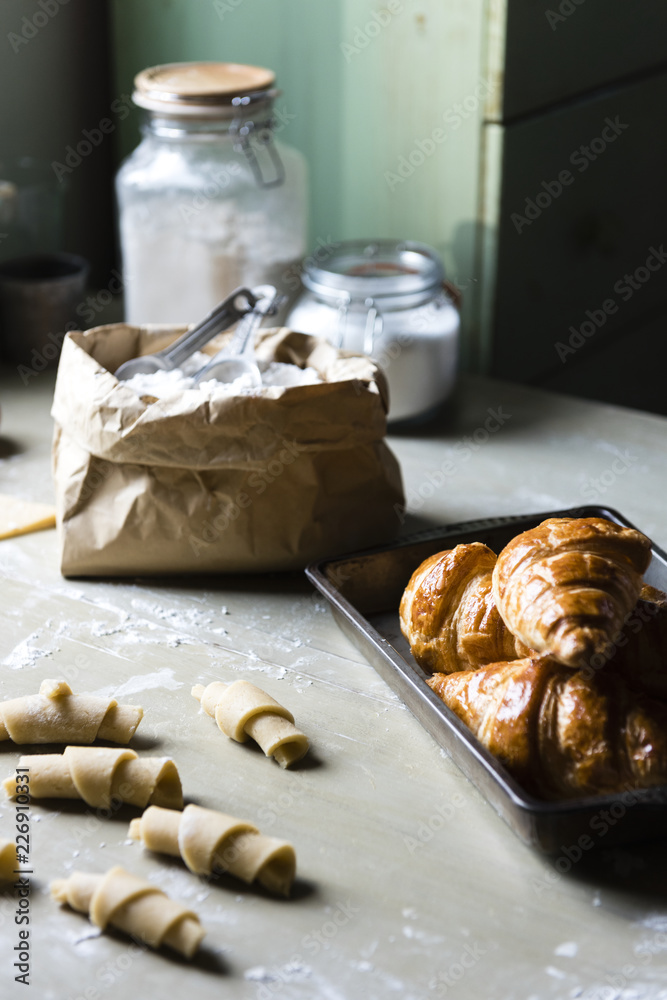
[113,285,279,382]
[193,285,280,387]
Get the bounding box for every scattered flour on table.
[130,598,215,630]
[245,962,312,984]
[639,914,667,933]
[53,586,85,601]
[402,925,444,944]
[90,615,132,637]
[203,906,243,927]
[92,667,182,699]
[555,942,578,957]
[545,966,567,979]
[634,913,667,958]
[227,661,287,681]
[72,929,102,945]
[244,968,275,983]
[122,353,322,400]
[3,630,54,669]
[351,960,374,972]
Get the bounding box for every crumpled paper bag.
[51,324,404,576]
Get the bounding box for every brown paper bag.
[51,324,404,576]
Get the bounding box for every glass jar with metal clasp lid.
[116,62,307,325]
[286,240,459,423]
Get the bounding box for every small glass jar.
[287,240,459,423]
[116,62,308,324]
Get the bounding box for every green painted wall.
[111,0,487,361]
[111,0,346,246]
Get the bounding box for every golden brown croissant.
[399,542,532,674]
[492,517,652,669]
[428,657,667,798]
[604,585,667,699]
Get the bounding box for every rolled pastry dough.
[192,679,309,768]
[50,866,205,958]
[129,803,296,896]
[0,679,143,744]
[0,494,56,541]
[2,747,182,810]
[0,839,17,883]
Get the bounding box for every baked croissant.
[399,542,532,673]
[605,585,667,699]
[428,657,667,798]
[492,517,652,669]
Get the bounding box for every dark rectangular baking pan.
[306,505,667,853]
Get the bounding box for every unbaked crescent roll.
[129,803,296,896]
[192,680,309,768]
[399,542,533,673]
[0,679,143,744]
[0,839,18,883]
[50,866,205,958]
[2,747,182,810]
[492,517,651,669]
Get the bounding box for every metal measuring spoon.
[193,285,280,387]
[114,287,259,380]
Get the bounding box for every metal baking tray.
[306,505,667,853]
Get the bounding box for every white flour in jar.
[120,202,303,325]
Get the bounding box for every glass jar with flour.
[287,240,459,423]
[116,62,307,324]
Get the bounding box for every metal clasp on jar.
[333,294,384,355]
[229,89,285,189]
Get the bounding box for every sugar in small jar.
[286,240,459,423]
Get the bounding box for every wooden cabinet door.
[488,0,667,121]
[482,71,667,387]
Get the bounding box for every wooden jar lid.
[133,62,276,115]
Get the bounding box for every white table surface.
[1,370,666,1000]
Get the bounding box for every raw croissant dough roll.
[129,804,296,896]
[399,542,532,673]
[3,747,182,810]
[50,866,204,958]
[192,680,309,768]
[428,657,667,798]
[492,517,651,669]
[0,679,143,744]
[0,839,17,883]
